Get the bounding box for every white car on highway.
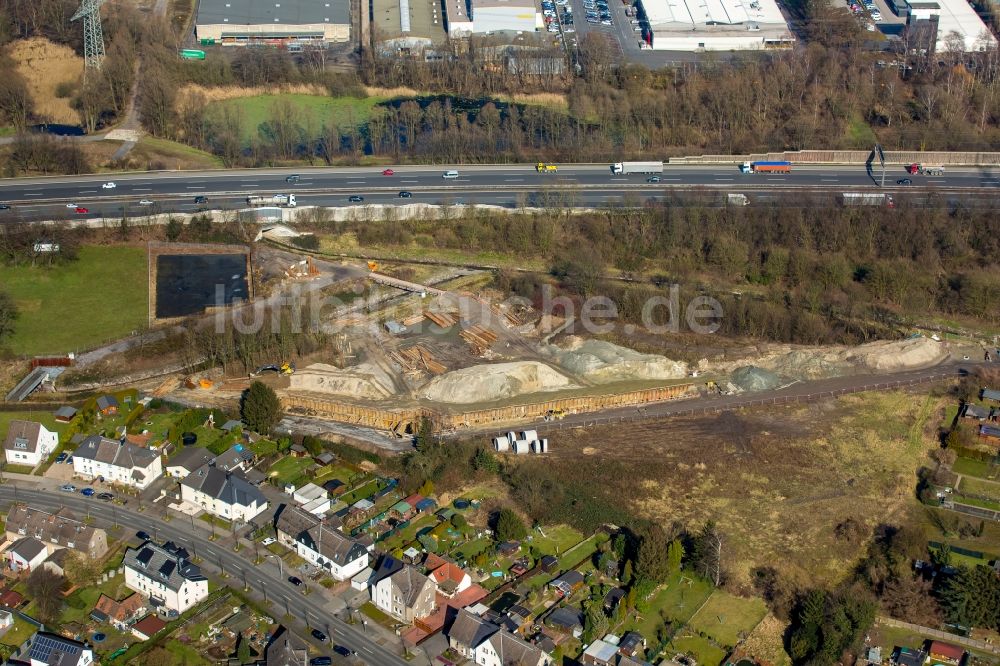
[66,203,78,208]
[102,182,116,189]
[138,199,154,206]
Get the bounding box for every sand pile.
[419,361,576,404]
[847,337,948,371]
[544,337,688,384]
[290,362,396,400]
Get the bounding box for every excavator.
[252,362,295,376]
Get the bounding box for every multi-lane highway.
[0,485,406,666]
[1,163,999,219]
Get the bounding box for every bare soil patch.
[9,38,84,125]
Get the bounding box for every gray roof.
[181,465,267,508]
[28,632,91,666]
[6,505,105,554]
[215,445,253,471]
[10,536,47,561]
[547,607,583,630]
[123,541,205,593]
[54,406,78,419]
[4,420,44,453]
[96,395,119,410]
[275,505,361,566]
[221,420,242,432]
[266,626,309,666]
[448,607,499,649]
[389,566,435,607]
[487,629,546,666]
[73,435,159,470]
[197,0,350,26]
[168,446,216,472]
[982,388,1000,401]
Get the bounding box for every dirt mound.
[289,362,396,400]
[10,38,84,125]
[731,365,783,391]
[419,361,576,404]
[847,337,948,371]
[545,337,688,383]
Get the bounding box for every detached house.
[90,593,146,631]
[180,465,268,523]
[4,420,57,467]
[24,632,94,666]
[275,504,367,580]
[123,541,208,614]
[5,505,109,559]
[448,607,500,660]
[370,558,437,623]
[430,562,473,598]
[72,436,163,490]
[7,537,48,572]
[447,608,551,666]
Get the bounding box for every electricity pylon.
[71,0,107,71]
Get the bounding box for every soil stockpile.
[545,337,688,383]
[731,366,783,391]
[289,362,396,399]
[419,361,577,404]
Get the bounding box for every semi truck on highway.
[611,161,663,174]
[842,192,895,207]
[739,161,792,174]
[906,163,945,175]
[246,194,297,207]
[727,193,750,206]
[536,163,558,172]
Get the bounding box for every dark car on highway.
[348,195,364,202]
[311,629,328,642]
[136,531,151,541]
[333,645,357,657]
[194,196,208,204]
[398,191,412,198]
[896,178,912,185]
[311,658,333,666]
[288,576,303,586]
[286,174,300,183]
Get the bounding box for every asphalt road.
[1,163,999,220]
[0,486,408,666]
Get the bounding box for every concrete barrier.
[668,150,1000,166]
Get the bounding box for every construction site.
[156,243,964,439]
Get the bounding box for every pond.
[155,254,249,318]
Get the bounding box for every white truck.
[727,193,750,206]
[842,192,894,207]
[246,193,297,207]
[611,161,663,175]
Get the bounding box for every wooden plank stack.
[424,311,458,328]
[460,324,498,355]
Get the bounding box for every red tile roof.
[431,562,468,585]
[132,614,167,638]
[929,641,965,662]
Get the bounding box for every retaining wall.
[668,150,1000,165]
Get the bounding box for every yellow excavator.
[252,362,295,376]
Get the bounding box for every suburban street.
[0,485,413,666]
[0,163,998,220]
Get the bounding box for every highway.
[0,485,407,666]
[1,163,999,219]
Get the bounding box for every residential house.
[274,504,366,580]
[618,631,645,658]
[371,559,437,623]
[72,435,163,489]
[90,593,146,630]
[165,447,215,479]
[123,540,208,614]
[549,570,585,598]
[547,607,583,638]
[131,614,167,641]
[893,647,927,666]
[430,562,473,598]
[477,628,549,666]
[582,639,620,666]
[41,549,73,577]
[447,607,500,659]
[7,537,48,572]
[96,395,119,416]
[4,421,58,468]
[180,464,268,523]
[5,505,109,558]
[24,631,94,666]
[53,406,77,423]
[617,655,654,666]
[928,641,965,665]
[214,445,254,472]
[265,625,309,666]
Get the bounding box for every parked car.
[74,207,89,214]
[81,488,95,496]
[136,531,151,541]
[60,484,76,492]
[66,456,73,464]
[260,537,276,546]
[102,182,116,189]
[288,576,303,586]
[97,492,115,501]
[55,452,67,463]
[311,629,328,642]
[333,646,356,657]
[348,195,364,202]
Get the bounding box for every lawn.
[0,245,147,355]
[687,590,768,648]
[628,572,714,640]
[669,633,728,666]
[954,456,996,480]
[340,478,382,505]
[527,524,586,557]
[205,94,385,144]
[269,456,314,484]
[958,475,1000,500]
[133,136,224,170]
[451,536,492,563]
[162,639,213,665]
[0,411,65,437]
[0,616,38,649]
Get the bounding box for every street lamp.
[267,554,284,578]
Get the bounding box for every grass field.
[669,633,728,666]
[687,590,768,648]
[205,94,384,144]
[958,475,1000,500]
[530,524,586,557]
[0,410,66,438]
[269,455,314,484]
[0,245,147,355]
[954,456,998,480]
[628,572,714,640]
[132,136,224,170]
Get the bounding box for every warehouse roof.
[197,0,350,26]
[373,0,447,42]
[640,0,785,28]
[911,0,997,51]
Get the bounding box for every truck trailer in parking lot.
[842,192,894,207]
[611,161,663,174]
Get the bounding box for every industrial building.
[195,0,351,44]
[637,0,793,50]
[471,0,543,33]
[372,0,448,52]
[445,0,474,35]
[887,0,997,52]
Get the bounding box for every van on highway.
[443,170,459,179]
